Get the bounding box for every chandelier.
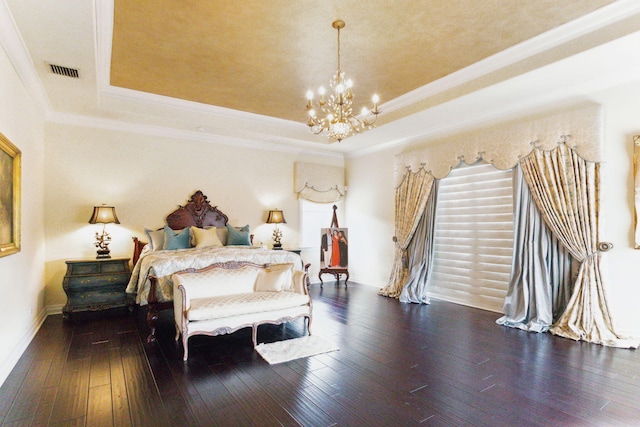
[305,20,380,143]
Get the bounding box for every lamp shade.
[88,206,120,224]
[266,209,286,224]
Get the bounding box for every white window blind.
[298,199,343,248]
[427,161,514,312]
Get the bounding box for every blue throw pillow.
[226,224,251,246]
[163,225,191,250]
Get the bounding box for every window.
[427,161,514,312]
[298,199,343,249]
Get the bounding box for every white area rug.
[255,335,339,364]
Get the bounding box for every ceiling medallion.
[305,20,380,143]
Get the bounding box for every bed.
[126,190,308,342]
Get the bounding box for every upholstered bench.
[172,261,312,361]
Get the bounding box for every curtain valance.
[294,162,345,203]
[394,103,603,185]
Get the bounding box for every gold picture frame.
[0,132,21,257]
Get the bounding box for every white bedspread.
[126,246,303,305]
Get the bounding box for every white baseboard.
[47,304,64,316]
[308,277,386,288]
[0,307,48,388]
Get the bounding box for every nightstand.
[62,258,132,320]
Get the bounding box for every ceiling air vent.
[48,63,79,78]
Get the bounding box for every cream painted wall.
[589,80,640,338]
[43,123,342,309]
[0,48,46,385]
[345,81,640,338]
[345,150,396,288]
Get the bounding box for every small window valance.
[294,162,345,203]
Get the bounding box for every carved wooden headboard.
[132,190,229,265]
[165,190,228,229]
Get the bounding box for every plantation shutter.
[427,161,514,312]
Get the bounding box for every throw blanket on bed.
[126,246,303,305]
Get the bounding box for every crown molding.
[99,84,308,133]
[93,0,112,92]
[46,110,343,159]
[0,0,51,114]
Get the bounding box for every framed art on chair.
[319,205,349,286]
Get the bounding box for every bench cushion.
[188,291,310,321]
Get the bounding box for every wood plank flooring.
[1,282,639,426]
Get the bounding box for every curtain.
[496,164,574,332]
[519,142,637,347]
[379,168,434,298]
[399,180,439,304]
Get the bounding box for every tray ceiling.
[110,0,613,123]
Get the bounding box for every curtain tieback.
[584,242,614,260]
[597,241,614,252]
[392,236,409,267]
[585,252,599,260]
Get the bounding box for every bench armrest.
[290,270,308,295]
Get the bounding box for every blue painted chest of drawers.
[62,258,132,319]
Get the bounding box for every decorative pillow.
[226,224,251,246]
[255,264,293,292]
[144,228,164,251]
[215,227,228,245]
[163,226,191,250]
[192,227,224,248]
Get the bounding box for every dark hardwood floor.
[1,281,639,426]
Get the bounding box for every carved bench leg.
[304,263,311,287]
[182,334,189,361]
[252,325,258,347]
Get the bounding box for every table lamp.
[88,205,120,258]
[266,209,286,249]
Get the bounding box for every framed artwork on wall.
[0,132,21,257]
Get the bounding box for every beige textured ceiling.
[110,0,614,124]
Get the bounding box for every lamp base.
[96,249,111,259]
